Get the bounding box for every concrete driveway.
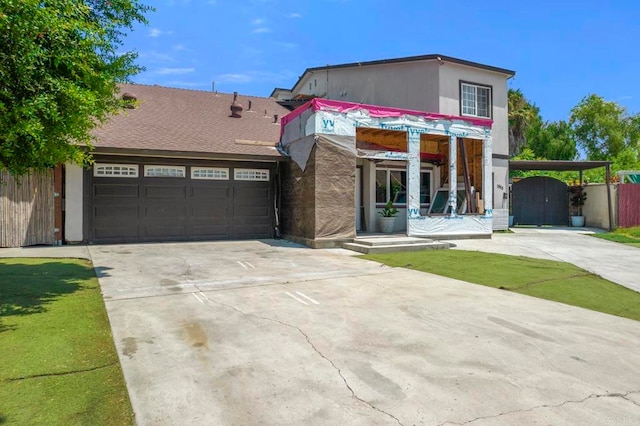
[85,239,640,425]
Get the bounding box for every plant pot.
[508,215,514,227]
[571,215,585,227]
[378,217,396,233]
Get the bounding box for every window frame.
[93,163,139,178]
[375,167,433,207]
[459,81,493,119]
[234,168,270,181]
[143,165,186,178]
[191,167,229,180]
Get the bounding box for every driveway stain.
[122,337,138,359]
[345,359,406,400]
[488,316,555,342]
[182,321,209,350]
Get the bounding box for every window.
[144,165,185,177]
[191,167,229,180]
[94,164,138,177]
[461,82,492,118]
[375,168,432,206]
[234,168,269,181]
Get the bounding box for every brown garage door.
[87,160,274,243]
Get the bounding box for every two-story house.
[274,54,515,246]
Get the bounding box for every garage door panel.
[89,161,274,243]
[190,185,229,199]
[191,203,229,218]
[93,204,139,219]
[143,204,187,219]
[142,225,188,239]
[234,205,270,218]
[93,183,139,198]
[144,185,187,199]
[190,224,230,237]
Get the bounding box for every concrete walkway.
[448,227,640,293]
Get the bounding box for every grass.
[0,258,133,425]
[363,250,640,322]
[591,226,640,248]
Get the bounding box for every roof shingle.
[93,84,289,159]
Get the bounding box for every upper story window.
[460,82,492,118]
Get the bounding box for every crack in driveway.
[194,287,404,426]
[438,390,640,425]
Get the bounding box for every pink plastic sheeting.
[280,98,493,135]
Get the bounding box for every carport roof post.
[509,160,613,231]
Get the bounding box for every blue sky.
[121,0,640,123]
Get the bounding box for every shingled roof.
[93,84,289,160]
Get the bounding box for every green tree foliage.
[0,0,151,175]
[526,120,577,160]
[569,94,640,161]
[508,88,541,157]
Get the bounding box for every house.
[62,84,289,244]
[273,54,515,246]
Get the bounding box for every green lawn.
[0,258,133,425]
[591,226,640,248]
[363,250,640,322]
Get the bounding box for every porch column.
[449,134,458,216]
[406,128,421,234]
[483,132,493,216]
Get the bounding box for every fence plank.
[0,170,55,247]
[618,183,640,228]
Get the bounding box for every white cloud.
[148,28,174,38]
[155,67,196,75]
[173,44,188,51]
[276,42,298,50]
[287,13,302,18]
[253,27,271,34]
[140,50,175,63]
[252,18,265,25]
[218,73,253,83]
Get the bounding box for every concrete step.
[351,236,436,247]
[341,240,452,254]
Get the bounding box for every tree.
[526,120,577,160]
[569,94,640,161]
[0,0,152,176]
[508,88,541,157]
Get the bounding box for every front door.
[355,167,362,231]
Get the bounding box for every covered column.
[449,134,458,216]
[406,128,421,233]
[483,132,493,216]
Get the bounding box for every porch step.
[341,236,452,254]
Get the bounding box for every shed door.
[512,177,568,226]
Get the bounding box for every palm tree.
[508,89,540,157]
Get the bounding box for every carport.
[509,160,613,230]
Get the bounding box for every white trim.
[191,167,229,180]
[144,165,186,178]
[94,163,139,177]
[234,168,270,181]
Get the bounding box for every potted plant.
[378,199,398,233]
[568,182,587,227]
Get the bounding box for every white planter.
[571,215,585,227]
[378,217,396,233]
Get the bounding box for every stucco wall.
[437,63,509,157]
[583,183,617,230]
[64,163,84,242]
[298,61,441,112]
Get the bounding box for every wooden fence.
[618,183,640,228]
[0,170,55,247]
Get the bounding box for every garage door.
[88,161,275,243]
